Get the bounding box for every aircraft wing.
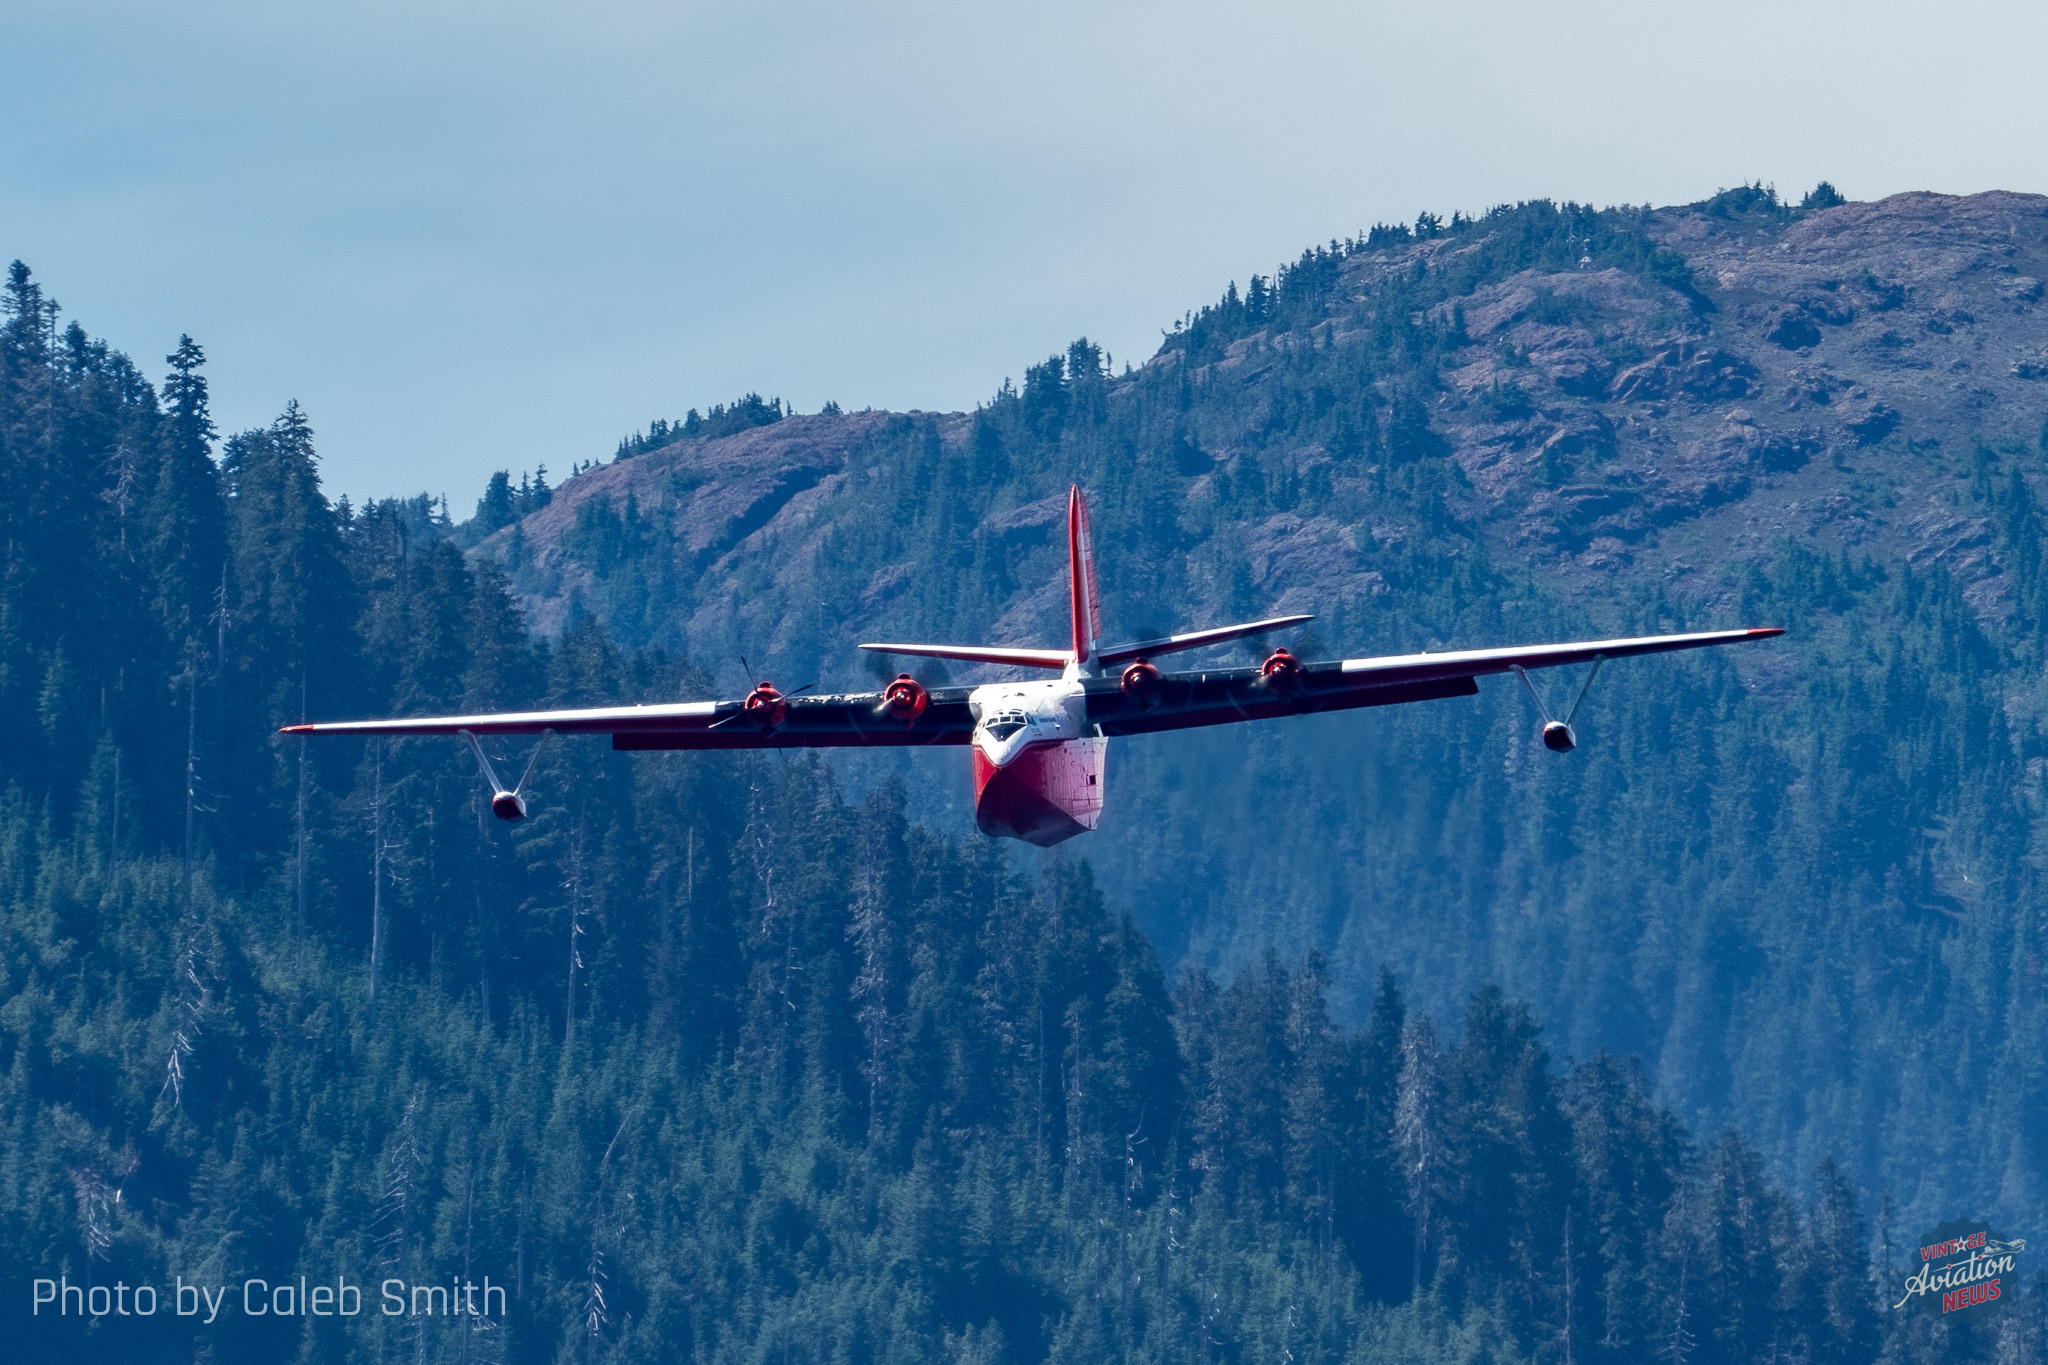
[282,628,1779,747]
[280,689,980,750]
[1084,627,1782,737]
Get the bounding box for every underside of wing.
[609,689,976,749]
[1084,664,1478,736]
[1088,670,1479,736]
[1083,627,1781,737]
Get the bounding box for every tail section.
[1069,485,1101,665]
[862,485,1310,675]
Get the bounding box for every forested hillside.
[469,189,2048,1260]
[2,179,2047,1364]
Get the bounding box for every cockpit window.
[984,719,1027,741]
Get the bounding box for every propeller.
[462,728,553,821]
[1119,659,1163,706]
[877,673,929,724]
[733,657,817,697]
[863,648,951,692]
[1257,646,1304,691]
[709,679,815,732]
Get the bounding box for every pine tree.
[1346,970,1412,1303]
[474,470,520,536]
[147,335,225,651]
[1785,1158,1878,1365]
[1693,1130,1789,1364]
[1396,1015,1445,1295]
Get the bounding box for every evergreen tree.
[147,334,225,653]
[3,241,2044,1365]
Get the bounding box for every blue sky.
[4,0,2045,504]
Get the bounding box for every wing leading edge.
[279,690,980,750]
[1334,626,1784,685]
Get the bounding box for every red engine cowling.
[743,681,788,730]
[1120,659,1163,706]
[881,673,928,724]
[1259,646,1303,690]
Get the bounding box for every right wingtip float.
[284,486,1783,847]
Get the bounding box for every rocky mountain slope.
[485,189,2048,657]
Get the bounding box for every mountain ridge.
[484,189,2048,675]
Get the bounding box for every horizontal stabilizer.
[857,642,1073,670]
[1095,614,1314,666]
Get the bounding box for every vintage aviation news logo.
[1894,1218,2027,1319]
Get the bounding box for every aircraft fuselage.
[967,673,1105,846]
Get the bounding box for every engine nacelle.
[743,681,789,731]
[1119,659,1163,706]
[1259,646,1303,690]
[491,789,529,822]
[880,673,928,724]
[1541,720,1577,752]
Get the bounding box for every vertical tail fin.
[1068,485,1101,665]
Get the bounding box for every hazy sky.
[5,1,2045,504]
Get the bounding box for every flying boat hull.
[973,738,1105,846]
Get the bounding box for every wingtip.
[279,724,314,735]
[1748,627,1786,639]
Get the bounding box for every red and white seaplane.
[283,488,1781,846]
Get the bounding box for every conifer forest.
[5,190,2048,1364]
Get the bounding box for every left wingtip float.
[283,487,1785,844]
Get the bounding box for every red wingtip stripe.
[1748,627,1786,638]
[279,724,314,734]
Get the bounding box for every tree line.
[3,257,2044,1362]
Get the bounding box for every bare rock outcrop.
[480,190,2048,656]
